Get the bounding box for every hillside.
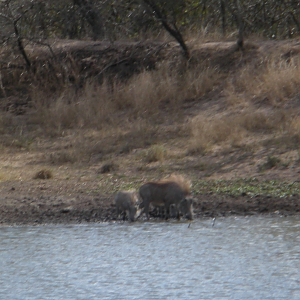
[1,38,300,225]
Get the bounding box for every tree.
[73,0,104,40]
[143,0,190,59]
[0,0,33,69]
[235,0,244,49]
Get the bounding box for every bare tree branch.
[143,0,189,59]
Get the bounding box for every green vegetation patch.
[192,178,300,198]
[96,174,143,194]
[96,174,300,198]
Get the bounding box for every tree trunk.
[143,0,189,60]
[235,0,244,49]
[220,0,226,36]
[73,0,103,40]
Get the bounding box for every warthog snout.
[178,198,194,220]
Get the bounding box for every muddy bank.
[0,195,114,226]
[1,193,300,226]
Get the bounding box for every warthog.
[114,190,138,222]
[150,200,193,220]
[139,175,193,220]
[159,198,193,220]
[178,198,194,220]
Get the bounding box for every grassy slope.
[1,37,300,202]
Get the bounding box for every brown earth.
[1,38,300,225]
[1,178,300,225]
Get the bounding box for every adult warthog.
[114,190,138,222]
[139,175,193,220]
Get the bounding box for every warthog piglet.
[114,190,138,222]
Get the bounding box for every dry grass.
[186,27,237,47]
[258,156,281,172]
[202,51,300,154]
[108,62,220,117]
[33,169,53,179]
[258,58,300,105]
[182,66,221,99]
[29,61,220,137]
[290,115,300,136]
[188,114,246,153]
[142,144,167,163]
[189,108,291,153]
[3,38,300,181]
[31,82,116,133]
[226,55,300,107]
[24,45,300,162]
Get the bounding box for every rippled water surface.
[1,216,300,299]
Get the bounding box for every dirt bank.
[1,179,300,226]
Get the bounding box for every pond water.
[1,216,300,299]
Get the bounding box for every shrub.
[143,145,167,163]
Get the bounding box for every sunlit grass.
[226,55,300,107]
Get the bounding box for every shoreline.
[1,194,299,226]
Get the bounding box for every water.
[1,216,300,300]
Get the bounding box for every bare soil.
[1,178,300,225]
[1,38,300,225]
